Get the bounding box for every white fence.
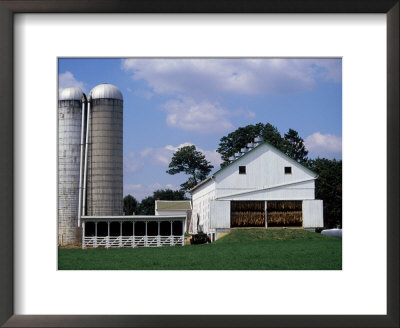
[83,235,184,248]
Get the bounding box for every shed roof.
[156,200,192,211]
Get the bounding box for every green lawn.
[58,229,342,270]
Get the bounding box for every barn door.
[230,201,265,227]
[210,200,230,229]
[267,201,302,227]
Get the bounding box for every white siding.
[210,200,230,229]
[191,181,216,234]
[216,180,315,200]
[155,210,187,216]
[303,200,324,227]
[215,143,316,191]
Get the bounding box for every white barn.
[189,141,323,239]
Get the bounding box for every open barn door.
[267,201,302,227]
[230,201,265,227]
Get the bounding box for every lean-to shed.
[155,200,192,232]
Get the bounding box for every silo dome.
[89,83,123,100]
[59,87,85,101]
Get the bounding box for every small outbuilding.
[155,200,192,233]
[189,139,323,239]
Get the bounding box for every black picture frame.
[0,1,398,327]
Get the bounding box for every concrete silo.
[84,83,123,216]
[58,87,86,246]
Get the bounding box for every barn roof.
[156,200,192,211]
[189,140,317,193]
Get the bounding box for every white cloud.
[163,97,234,133]
[201,149,222,168]
[124,183,178,201]
[133,89,153,99]
[121,58,341,98]
[305,132,342,158]
[312,59,342,83]
[124,184,144,192]
[164,142,193,152]
[231,108,256,119]
[121,59,341,134]
[140,146,171,165]
[140,147,153,157]
[140,142,222,168]
[124,152,144,173]
[58,71,85,92]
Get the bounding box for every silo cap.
[59,87,86,101]
[89,83,123,100]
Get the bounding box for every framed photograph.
[0,1,398,327]
[57,57,342,271]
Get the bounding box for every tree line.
[124,189,187,216]
[125,122,342,228]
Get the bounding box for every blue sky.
[59,58,342,200]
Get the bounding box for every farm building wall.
[191,180,215,234]
[302,200,324,228]
[155,210,187,216]
[215,180,315,200]
[215,143,316,191]
[210,200,230,229]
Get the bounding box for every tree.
[217,122,287,167]
[123,194,138,215]
[261,123,285,150]
[153,189,188,200]
[166,145,214,191]
[137,196,155,215]
[217,123,264,167]
[307,158,342,229]
[282,129,308,164]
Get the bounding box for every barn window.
[285,166,292,174]
[239,166,246,174]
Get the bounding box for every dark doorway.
[147,221,158,236]
[110,222,120,236]
[135,221,145,236]
[160,221,171,236]
[172,221,183,235]
[231,201,265,227]
[97,222,108,236]
[122,222,133,236]
[84,222,95,237]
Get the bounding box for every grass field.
[58,229,342,270]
